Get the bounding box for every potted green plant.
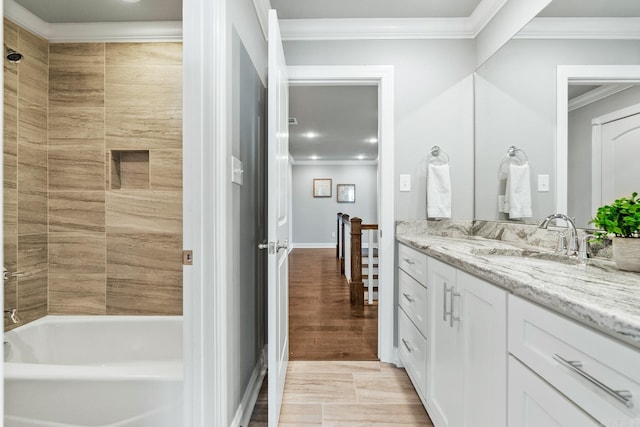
[591,192,640,272]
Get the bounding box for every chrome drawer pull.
[450,290,460,327]
[443,283,451,322]
[553,354,634,409]
[402,293,415,303]
[403,257,415,265]
[401,338,414,353]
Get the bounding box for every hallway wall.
[292,164,377,246]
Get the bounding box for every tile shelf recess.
[110,150,150,190]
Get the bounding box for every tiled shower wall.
[4,19,183,329]
[3,20,49,329]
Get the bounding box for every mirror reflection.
[474,0,640,226]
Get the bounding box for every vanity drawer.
[399,307,427,397]
[509,295,640,425]
[398,269,428,336]
[398,244,427,285]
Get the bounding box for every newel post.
[350,217,364,305]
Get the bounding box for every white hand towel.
[505,163,532,219]
[427,163,452,218]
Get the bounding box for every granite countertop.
[396,228,640,350]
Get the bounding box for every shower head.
[6,47,23,63]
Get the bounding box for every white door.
[267,9,290,427]
[600,111,640,205]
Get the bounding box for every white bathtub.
[4,316,182,427]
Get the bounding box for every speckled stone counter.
[396,220,640,350]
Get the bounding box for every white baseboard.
[291,243,336,249]
[231,346,267,427]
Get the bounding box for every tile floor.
[248,361,434,426]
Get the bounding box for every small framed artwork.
[313,178,332,198]
[337,184,356,203]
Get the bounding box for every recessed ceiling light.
[122,0,141,3]
[310,155,319,160]
[356,155,365,160]
[366,137,378,144]
[303,131,318,139]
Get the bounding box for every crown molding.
[4,0,182,42]
[568,84,634,112]
[252,0,272,40]
[468,0,509,35]
[516,17,640,40]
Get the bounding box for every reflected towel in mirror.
[504,163,532,219]
[427,163,451,218]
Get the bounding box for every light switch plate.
[400,174,411,192]
[232,156,244,185]
[538,174,549,192]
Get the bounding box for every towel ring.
[428,145,450,165]
[506,145,528,164]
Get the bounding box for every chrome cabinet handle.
[443,283,452,322]
[403,258,415,265]
[450,290,460,327]
[553,354,634,409]
[402,293,415,303]
[401,338,413,353]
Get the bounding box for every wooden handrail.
[362,224,378,230]
[349,217,364,305]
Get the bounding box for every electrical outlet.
[538,174,549,192]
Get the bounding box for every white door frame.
[288,65,395,362]
[183,0,229,425]
[555,65,640,214]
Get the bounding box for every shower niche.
[110,150,150,190]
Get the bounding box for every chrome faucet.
[538,213,580,256]
[578,234,597,261]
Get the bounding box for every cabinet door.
[509,356,601,427]
[427,258,462,427]
[458,271,507,427]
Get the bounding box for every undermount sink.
[470,248,583,266]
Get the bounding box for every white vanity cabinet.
[508,295,640,426]
[426,257,507,427]
[397,244,429,401]
[396,243,507,427]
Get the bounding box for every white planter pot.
[612,237,640,273]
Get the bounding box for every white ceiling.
[270,0,482,19]
[14,0,182,23]
[539,0,640,17]
[289,86,378,162]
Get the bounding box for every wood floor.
[288,248,378,361]
[248,248,434,426]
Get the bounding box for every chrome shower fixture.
[5,47,23,63]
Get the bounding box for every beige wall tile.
[106,232,181,275]
[106,42,182,66]
[150,150,182,189]
[17,233,48,323]
[49,273,106,315]
[4,92,18,146]
[18,190,47,235]
[18,56,48,107]
[48,146,105,191]
[49,232,106,275]
[49,191,105,233]
[50,43,105,67]
[105,65,182,107]
[106,271,182,315]
[18,104,47,152]
[48,106,104,145]
[18,28,48,65]
[4,19,18,49]
[4,63,18,96]
[106,107,182,150]
[117,150,150,189]
[106,191,181,234]
[49,66,104,107]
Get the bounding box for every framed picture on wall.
[337,184,356,203]
[313,178,332,197]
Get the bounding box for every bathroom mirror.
[474,0,640,226]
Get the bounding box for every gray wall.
[568,86,640,227]
[292,164,378,245]
[284,40,476,221]
[475,39,640,223]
